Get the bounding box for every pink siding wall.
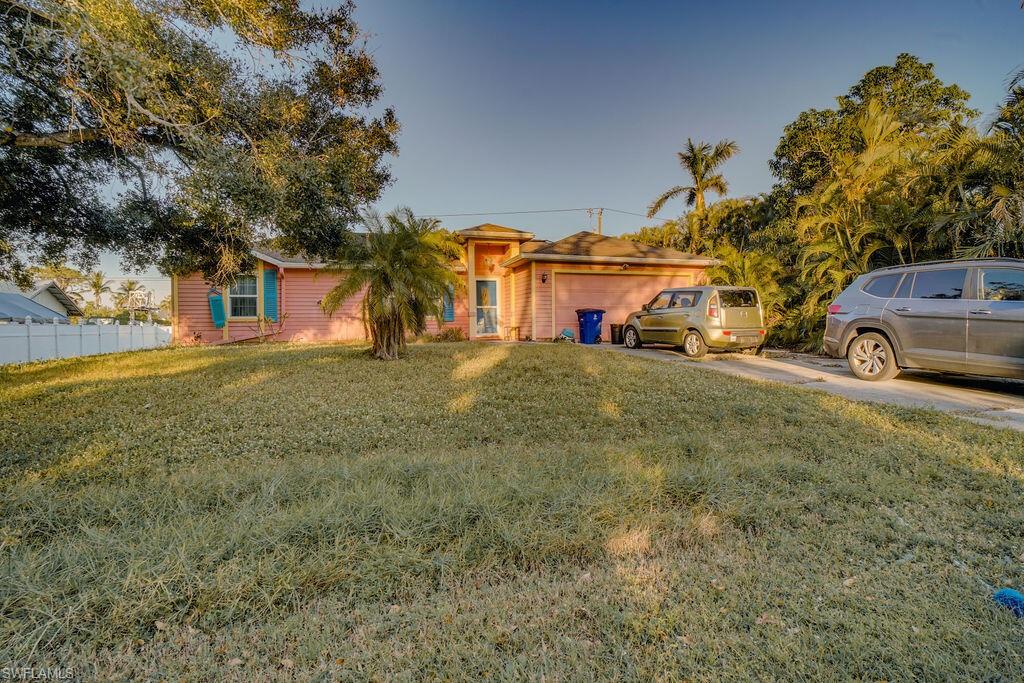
[426,280,470,337]
[278,269,363,342]
[175,274,261,343]
[513,265,532,340]
[534,265,553,340]
[174,264,470,344]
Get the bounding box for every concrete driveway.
[601,345,1024,432]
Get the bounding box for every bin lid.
[575,308,606,314]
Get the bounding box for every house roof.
[31,280,85,317]
[501,231,719,267]
[0,292,70,322]
[455,224,535,242]
[252,237,467,273]
[251,246,328,269]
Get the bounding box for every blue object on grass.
[993,588,1024,617]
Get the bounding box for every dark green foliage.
[631,54,1022,348]
[321,208,463,360]
[0,0,398,286]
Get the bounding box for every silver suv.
[824,258,1024,381]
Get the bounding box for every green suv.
[622,286,765,357]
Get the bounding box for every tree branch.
[1,127,108,147]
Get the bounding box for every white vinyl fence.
[0,318,172,365]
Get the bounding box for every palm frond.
[646,185,690,218]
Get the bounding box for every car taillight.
[827,304,842,315]
[722,330,731,336]
[708,296,719,318]
[759,329,766,335]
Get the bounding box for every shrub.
[431,326,466,343]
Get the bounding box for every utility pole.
[596,208,603,235]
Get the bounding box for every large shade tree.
[321,208,462,361]
[0,0,399,287]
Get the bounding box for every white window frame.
[228,274,258,319]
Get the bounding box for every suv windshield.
[719,290,758,307]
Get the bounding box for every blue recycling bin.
[575,308,606,344]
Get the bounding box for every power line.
[422,206,677,225]
[600,207,676,224]
[422,208,591,218]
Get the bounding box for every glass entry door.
[475,279,498,336]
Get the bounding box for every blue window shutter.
[263,268,278,322]
[442,286,455,322]
[208,290,226,329]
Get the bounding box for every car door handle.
[970,309,992,315]
[894,306,911,312]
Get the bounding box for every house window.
[229,275,258,317]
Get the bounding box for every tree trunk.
[370,316,404,360]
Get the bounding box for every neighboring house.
[170,225,717,344]
[0,280,84,319]
[0,292,70,323]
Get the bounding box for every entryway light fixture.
[541,272,548,283]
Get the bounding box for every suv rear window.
[718,290,758,307]
[863,274,902,298]
[911,268,966,299]
[981,268,1024,301]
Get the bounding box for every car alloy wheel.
[847,332,899,381]
[684,335,700,355]
[851,338,887,376]
[680,331,707,358]
[624,327,640,348]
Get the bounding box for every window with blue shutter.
[442,286,455,322]
[263,268,278,322]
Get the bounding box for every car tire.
[623,326,642,349]
[847,332,900,381]
[681,331,708,358]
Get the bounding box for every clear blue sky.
[104,0,1023,297]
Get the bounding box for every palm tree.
[321,208,463,360]
[707,242,789,331]
[86,271,114,306]
[795,100,918,333]
[114,280,146,309]
[647,138,739,251]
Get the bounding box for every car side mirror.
[642,304,650,311]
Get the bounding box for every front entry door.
[475,279,499,337]
[967,266,1024,378]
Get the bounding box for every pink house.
[170,225,716,344]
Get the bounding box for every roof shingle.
[529,231,701,259]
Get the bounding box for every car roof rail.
[872,257,1023,272]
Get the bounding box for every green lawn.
[2,341,1023,680]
